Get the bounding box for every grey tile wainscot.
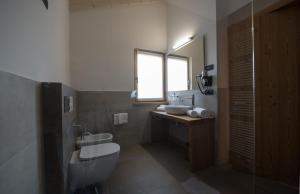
[0,70,43,194]
[78,91,158,147]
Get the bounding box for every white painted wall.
[167,3,217,110]
[166,0,216,21]
[167,3,217,77]
[70,1,217,92]
[0,0,70,85]
[70,2,167,91]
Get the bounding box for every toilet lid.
[79,143,120,160]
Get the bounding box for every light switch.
[118,113,128,124]
[69,96,74,112]
[113,114,119,125]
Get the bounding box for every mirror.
[167,35,205,91]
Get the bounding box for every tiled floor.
[106,145,188,194]
[143,142,298,194]
[143,142,192,182]
[76,142,297,194]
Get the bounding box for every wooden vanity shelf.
[151,111,215,172]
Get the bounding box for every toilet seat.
[79,143,120,161]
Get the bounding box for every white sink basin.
[76,133,113,148]
[165,105,192,115]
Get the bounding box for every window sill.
[132,101,168,105]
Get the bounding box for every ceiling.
[69,0,216,20]
[69,0,163,11]
[166,0,216,20]
[226,0,251,15]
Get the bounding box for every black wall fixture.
[42,0,48,9]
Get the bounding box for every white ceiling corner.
[69,0,165,11]
[69,0,217,20]
[166,0,216,20]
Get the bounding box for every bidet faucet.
[72,124,86,140]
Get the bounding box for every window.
[135,49,165,102]
[167,56,189,91]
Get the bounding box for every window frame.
[166,54,190,92]
[134,48,167,103]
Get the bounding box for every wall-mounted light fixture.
[172,37,194,51]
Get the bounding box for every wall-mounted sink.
[76,133,113,148]
[165,105,192,115]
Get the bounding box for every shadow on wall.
[78,91,158,147]
[0,70,43,194]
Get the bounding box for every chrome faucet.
[170,92,179,99]
[170,92,179,105]
[72,124,85,140]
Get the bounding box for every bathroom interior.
[0,0,299,194]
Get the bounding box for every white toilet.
[69,143,120,191]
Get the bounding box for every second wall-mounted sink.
[165,105,192,115]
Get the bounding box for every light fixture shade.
[172,37,193,50]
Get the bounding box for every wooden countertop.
[151,111,213,125]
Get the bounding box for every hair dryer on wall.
[196,64,214,95]
[196,35,214,95]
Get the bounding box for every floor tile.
[143,142,298,194]
[146,183,188,194]
[108,145,188,194]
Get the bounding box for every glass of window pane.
[137,52,164,100]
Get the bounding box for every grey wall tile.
[78,90,218,148]
[0,142,43,194]
[0,71,41,166]
[0,71,78,194]
[0,70,43,194]
[42,83,78,194]
[61,84,78,193]
[168,90,218,114]
[78,91,157,147]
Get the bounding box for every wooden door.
[228,18,255,173]
[254,2,300,187]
